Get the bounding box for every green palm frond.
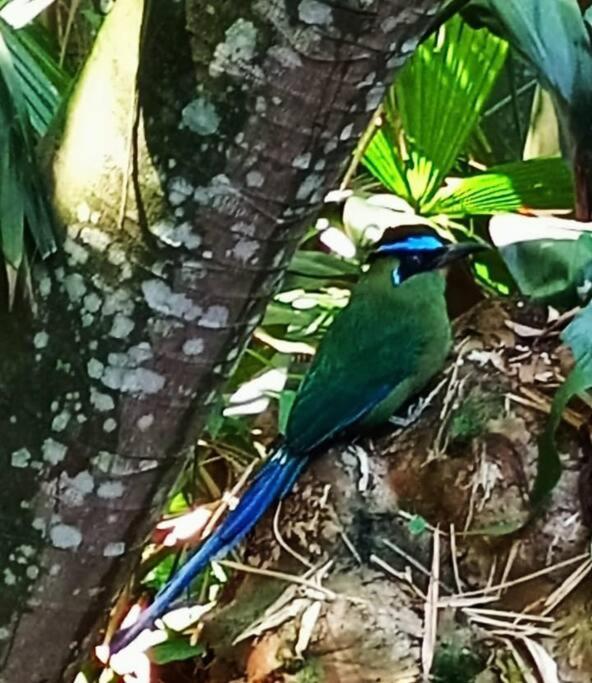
[362,123,411,199]
[3,22,68,135]
[363,15,507,208]
[0,4,69,287]
[0,26,53,271]
[428,157,574,216]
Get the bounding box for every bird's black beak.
[434,241,489,269]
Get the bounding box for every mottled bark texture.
[0,1,442,681]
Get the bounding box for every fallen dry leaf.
[246,632,283,683]
[505,320,546,338]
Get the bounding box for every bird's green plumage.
[285,257,452,453]
[110,233,475,653]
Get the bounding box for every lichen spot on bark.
[49,522,83,550]
[103,542,126,557]
[137,414,154,431]
[148,220,202,249]
[199,305,230,329]
[210,18,259,78]
[227,238,259,264]
[181,97,221,136]
[97,481,125,499]
[42,439,68,466]
[182,339,204,356]
[298,0,333,26]
[10,448,32,469]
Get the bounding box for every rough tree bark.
[0,1,443,681]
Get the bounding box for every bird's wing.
[285,278,441,453]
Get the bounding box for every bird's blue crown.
[371,228,448,286]
[370,228,484,286]
[374,234,445,256]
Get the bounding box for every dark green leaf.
[498,233,592,308]
[149,638,205,665]
[463,0,592,141]
[532,302,592,505]
[0,137,24,267]
[263,287,347,342]
[205,397,225,439]
[562,297,592,363]
[263,302,321,330]
[0,20,61,273]
[288,251,359,281]
[473,254,514,296]
[2,22,69,135]
[278,389,297,434]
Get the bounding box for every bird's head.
[369,226,487,286]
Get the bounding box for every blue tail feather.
[110,447,306,654]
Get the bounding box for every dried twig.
[421,529,440,678]
[339,105,383,190]
[449,524,464,594]
[541,559,592,616]
[460,553,589,598]
[273,501,314,569]
[201,459,258,540]
[219,559,337,600]
[381,538,454,594]
[370,554,427,601]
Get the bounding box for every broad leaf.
[286,251,359,285]
[263,286,349,341]
[463,0,592,142]
[150,638,205,665]
[342,194,430,246]
[463,0,592,107]
[497,233,592,308]
[428,157,574,217]
[532,302,592,505]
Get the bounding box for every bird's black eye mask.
[390,248,448,285]
[370,231,448,284]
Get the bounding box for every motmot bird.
[110,227,484,653]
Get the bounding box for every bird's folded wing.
[285,319,422,454]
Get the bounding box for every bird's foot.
[389,398,428,428]
[389,379,446,428]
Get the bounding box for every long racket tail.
[110,447,306,653]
